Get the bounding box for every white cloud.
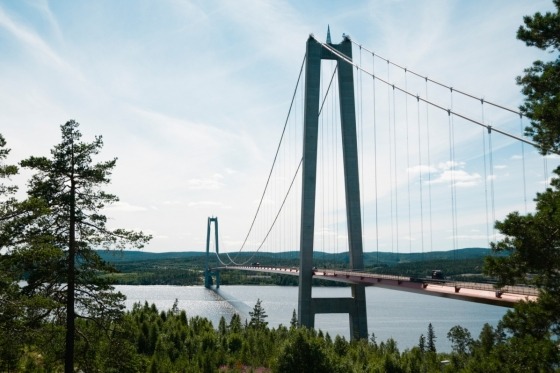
[427,162,481,188]
[407,164,437,175]
[188,177,225,190]
[104,201,149,212]
[188,201,231,209]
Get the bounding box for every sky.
[0,0,558,254]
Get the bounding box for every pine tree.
[229,313,242,333]
[0,134,51,369]
[290,309,298,329]
[0,134,17,202]
[248,298,268,329]
[516,0,560,154]
[418,334,425,353]
[427,323,436,353]
[20,120,151,372]
[0,134,23,372]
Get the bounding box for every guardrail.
[217,266,539,297]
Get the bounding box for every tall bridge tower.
[205,216,220,288]
[298,33,368,339]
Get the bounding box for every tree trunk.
[65,168,76,372]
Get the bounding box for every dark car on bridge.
[431,270,444,280]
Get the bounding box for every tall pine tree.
[20,120,151,372]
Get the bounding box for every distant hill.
[97,250,204,263]
[97,247,494,265]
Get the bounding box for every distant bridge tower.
[298,33,368,339]
[205,216,220,288]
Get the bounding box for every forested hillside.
[99,248,496,286]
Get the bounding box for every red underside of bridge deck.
[219,266,538,308]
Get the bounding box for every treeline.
[3,299,556,372]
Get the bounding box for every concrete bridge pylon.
[205,216,220,289]
[298,33,368,340]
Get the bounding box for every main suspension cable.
[234,54,306,257]
[350,39,523,116]
[319,40,550,152]
[224,59,340,265]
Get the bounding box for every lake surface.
[116,284,508,352]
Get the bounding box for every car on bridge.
[431,270,444,280]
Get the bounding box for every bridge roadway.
[215,265,538,307]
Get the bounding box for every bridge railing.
[326,269,539,296]
[446,281,539,296]
[219,265,540,297]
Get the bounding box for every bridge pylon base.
[299,284,368,340]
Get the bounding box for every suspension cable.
[349,39,524,116]
[372,56,379,264]
[359,47,365,236]
[488,127,496,242]
[405,69,412,254]
[425,80,434,251]
[387,61,395,256]
[519,114,528,213]
[233,54,306,257]
[416,94,425,259]
[448,92,458,258]
[223,59,340,265]
[250,159,303,256]
[452,90,459,256]
[392,84,400,256]
[218,158,304,266]
[481,102,491,248]
[319,41,551,152]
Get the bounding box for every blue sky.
[0,0,557,254]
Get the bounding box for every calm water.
[116,284,508,352]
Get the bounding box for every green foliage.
[12,120,152,370]
[289,309,298,329]
[417,334,425,353]
[479,2,560,371]
[0,133,17,197]
[484,170,560,344]
[447,325,472,356]
[426,323,436,353]
[516,0,560,154]
[274,328,333,373]
[1,300,560,372]
[485,168,560,292]
[248,299,268,330]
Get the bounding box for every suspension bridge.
[202,30,550,340]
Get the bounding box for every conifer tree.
[418,334,425,353]
[290,309,298,329]
[426,323,436,353]
[248,298,268,329]
[484,2,560,350]
[516,0,560,154]
[0,134,23,370]
[20,120,151,372]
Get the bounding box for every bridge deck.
[217,266,538,308]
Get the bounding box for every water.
[116,284,508,352]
